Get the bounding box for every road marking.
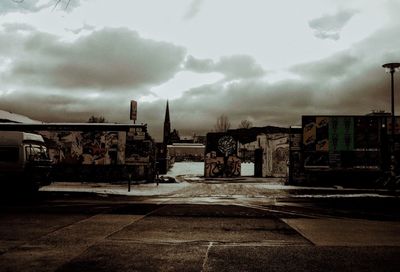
[201,241,213,272]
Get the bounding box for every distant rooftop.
[0,110,42,124]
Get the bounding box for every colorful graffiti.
[41,131,121,165]
[303,116,384,169]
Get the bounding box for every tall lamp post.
[382,62,400,179]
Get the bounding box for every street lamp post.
[382,63,400,180]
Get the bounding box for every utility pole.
[382,63,400,181]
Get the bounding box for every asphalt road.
[0,181,400,272]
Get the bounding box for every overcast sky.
[0,0,399,140]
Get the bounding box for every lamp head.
[383,63,400,73]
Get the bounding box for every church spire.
[163,100,171,144]
[164,100,170,124]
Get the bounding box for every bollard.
[128,173,131,192]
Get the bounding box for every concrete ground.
[0,179,399,271]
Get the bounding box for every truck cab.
[0,131,52,192]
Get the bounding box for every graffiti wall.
[302,116,384,169]
[288,127,304,183]
[257,133,289,177]
[40,131,122,165]
[271,137,289,177]
[204,133,241,178]
[205,131,289,178]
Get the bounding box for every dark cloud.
[0,25,187,139]
[1,17,400,141]
[309,9,358,40]
[135,79,316,139]
[138,24,400,139]
[291,52,359,81]
[185,55,265,79]
[0,88,132,123]
[1,27,186,92]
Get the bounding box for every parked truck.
[0,131,52,192]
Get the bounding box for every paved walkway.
[0,202,399,272]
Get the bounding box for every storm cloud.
[0,25,187,131]
[2,21,400,140]
[1,1,400,141]
[137,23,400,139]
[1,26,186,92]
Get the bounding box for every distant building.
[170,129,180,143]
[0,110,41,124]
[158,101,206,165]
[167,143,205,162]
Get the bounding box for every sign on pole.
[130,100,137,122]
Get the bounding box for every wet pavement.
[0,179,399,271]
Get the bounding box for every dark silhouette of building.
[170,129,180,143]
[163,100,171,145]
[157,101,172,174]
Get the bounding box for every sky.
[0,0,399,140]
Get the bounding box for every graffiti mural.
[218,136,236,156]
[303,116,329,168]
[204,151,224,177]
[41,131,121,165]
[226,155,241,177]
[316,117,329,151]
[303,116,316,151]
[205,133,241,178]
[272,146,289,175]
[303,115,384,169]
[263,134,289,177]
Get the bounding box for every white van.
[0,131,52,192]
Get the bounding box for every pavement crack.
[201,241,213,272]
[104,205,167,240]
